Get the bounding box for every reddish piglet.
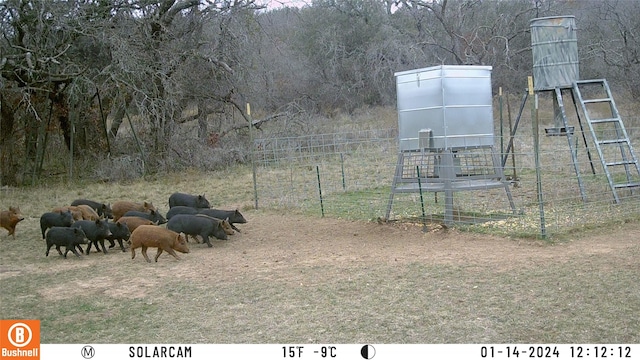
[116,216,156,233]
[1,206,25,239]
[112,201,156,221]
[130,225,189,263]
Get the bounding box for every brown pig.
[1,206,25,239]
[52,206,83,221]
[112,201,156,221]
[130,225,189,263]
[116,216,156,233]
[75,204,100,220]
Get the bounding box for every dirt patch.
[5,210,640,343]
[30,211,640,301]
[39,275,159,301]
[137,211,640,285]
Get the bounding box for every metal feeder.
[386,65,515,225]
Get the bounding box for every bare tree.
[286,0,406,111]
[0,0,95,184]
[579,0,640,98]
[0,0,266,183]
[2,0,639,184]
[106,1,265,154]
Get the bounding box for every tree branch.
[218,112,288,138]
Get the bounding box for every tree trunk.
[197,100,208,143]
[109,92,133,140]
[0,94,16,185]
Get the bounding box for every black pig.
[166,214,227,247]
[106,221,131,252]
[71,199,113,219]
[40,211,74,239]
[199,209,247,232]
[45,227,88,258]
[71,219,112,255]
[168,193,210,209]
[122,210,167,224]
[166,206,199,220]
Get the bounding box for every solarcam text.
[129,346,192,358]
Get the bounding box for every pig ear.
[95,219,100,224]
[225,217,229,222]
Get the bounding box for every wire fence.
[250,95,640,238]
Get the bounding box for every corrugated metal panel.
[531,16,579,91]
[394,65,494,151]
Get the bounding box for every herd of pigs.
[0,192,247,263]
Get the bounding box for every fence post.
[499,87,504,158]
[529,76,546,239]
[316,165,325,217]
[506,91,518,181]
[247,103,259,210]
[340,152,346,191]
[416,165,427,232]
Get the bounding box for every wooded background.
[1,0,638,185]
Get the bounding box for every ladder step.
[575,79,606,85]
[589,117,621,124]
[598,139,629,145]
[582,98,612,104]
[606,160,637,167]
[614,182,640,189]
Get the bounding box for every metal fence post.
[530,77,546,239]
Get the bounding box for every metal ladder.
[572,79,640,203]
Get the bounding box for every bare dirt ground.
[5,209,640,343]
[31,209,639,301]
[143,211,639,288]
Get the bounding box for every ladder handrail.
[572,79,640,203]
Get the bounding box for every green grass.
[299,187,391,221]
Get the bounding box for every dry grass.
[1,170,640,344]
[247,98,640,239]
